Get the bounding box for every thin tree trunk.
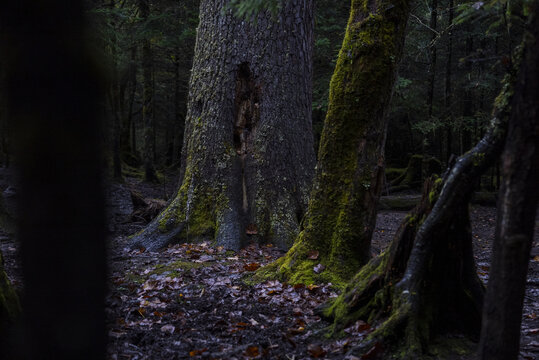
[172,49,184,167]
[139,0,158,182]
[427,0,437,119]
[479,9,539,358]
[128,47,138,160]
[444,0,454,164]
[461,35,474,153]
[121,47,137,159]
[130,0,316,251]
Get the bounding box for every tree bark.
[1,1,107,358]
[427,0,437,119]
[139,0,158,183]
[479,6,539,358]
[444,0,454,164]
[130,0,316,251]
[258,0,412,285]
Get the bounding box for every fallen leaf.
[361,342,384,359]
[307,284,320,291]
[356,320,371,332]
[244,263,261,271]
[288,327,305,335]
[313,264,325,274]
[307,344,327,358]
[160,324,175,334]
[189,348,208,357]
[308,250,319,260]
[246,224,258,235]
[245,345,259,357]
[533,255,539,262]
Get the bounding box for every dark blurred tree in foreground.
[0,0,107,359]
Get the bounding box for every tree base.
[321,177,484,358]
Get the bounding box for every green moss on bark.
[261,0,411,285]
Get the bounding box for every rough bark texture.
[1,1,107,358]
[131,0,315,251]
[320,51,518,358]
[479,6,539,359]
[258,0,411,286]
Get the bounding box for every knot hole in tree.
[234,62,261,217]
[234,62,260,156]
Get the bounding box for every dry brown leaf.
[361,342,384,359]
[308,250,319,260]
[246,224,258,235]
[307,344,327,358]
[189,348,208,357]
[245,345,260,358]
[244,263,261,271]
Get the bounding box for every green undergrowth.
[125,260,214,284]
[252,241,359,290]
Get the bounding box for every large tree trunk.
[1,1,107,358]
[130,0,315,251]
[479,8,539,359]
[258,0,411,286]
[320,50,518,358]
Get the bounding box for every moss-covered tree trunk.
[321,57,519,358]
[479,6,539,359]
[131,0,316,251]
[258,0,411,285]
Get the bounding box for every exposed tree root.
[321,75,515,355]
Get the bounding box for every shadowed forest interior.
[0,0,538,359]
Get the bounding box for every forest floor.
[1,172,538,360]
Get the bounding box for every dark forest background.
[0,0,517,189]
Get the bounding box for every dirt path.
[1,177,538,359]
